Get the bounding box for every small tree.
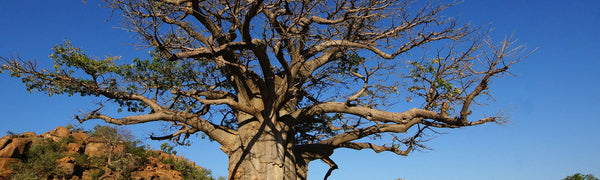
[1,0,531,179]
[564,173,599,180]
[89,125,134,168]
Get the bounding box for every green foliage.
[89,168,105,180]
[58,135,76,144]
[160,142,178,155]
[10,139,67,179]
[90,125,127,142]
[11,41,218,113]
[125,139,156,165]
[563,173,599,180]
[160,157,214,180]
[70,153,90,176]
[89,125,144,177]
[109,155,139,179]
[338,53,365,73]
[295,113,338,144]
[406,59,463,110]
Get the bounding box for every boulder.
[0,138,32,158]
[71,131,89,143]
[22,132,36,137]
[84,142,106,157]
[131,167,184,180]
[41,126,72,142]
[130,155,184,180]
[84,142,125,158]
[0,135,10,149]
[50,126,72,138]
[56,156,76,176]
[66,143,83,154]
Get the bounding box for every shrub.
[161,157,214,180]
[10,138,67,179]
[563,173,599,180]
[90,125,127,142]
[70,153,90,177]
[160,142,177,155]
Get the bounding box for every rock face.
[0,126,205,180]
[131,156,184,180]
[0,135,33,179]
[0,136,32,159]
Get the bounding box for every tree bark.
[226,119,302,180]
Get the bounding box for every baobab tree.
[1,0,530,179]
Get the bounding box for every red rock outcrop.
[0,126,205,180]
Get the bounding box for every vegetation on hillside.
[4,124,218,180]
[563,173,599,180]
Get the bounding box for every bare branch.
[321,157,338,180]
[75,106,168,125]
[172,88,259,116]
[150,122,199,145]
[336,142,411,156]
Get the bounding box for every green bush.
[161,157,214,180]
[160,142,177,155]
[563,173,599,180]
[10,138,67,179]
[90,125,128,142]
[70,153,89,177]
[125,140,156,166]
[90,168,105,180]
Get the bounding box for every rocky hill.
[0,125,215,180]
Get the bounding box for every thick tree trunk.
[227,120,304,180]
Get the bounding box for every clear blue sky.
[1,1,598,179]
